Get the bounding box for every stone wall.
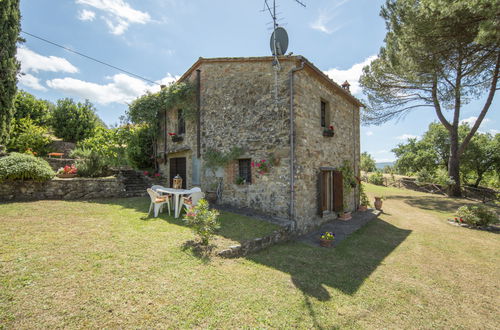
[0,177,125,201]
[293,66,361,231]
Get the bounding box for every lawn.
[1,186,499,328]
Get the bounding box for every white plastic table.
[156,187,195,218]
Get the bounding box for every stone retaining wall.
[0,177,126,201]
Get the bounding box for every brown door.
[169,157,186,189]
[333,170,344,212]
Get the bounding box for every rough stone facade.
[0,177,125,201]
[156,56,362,232]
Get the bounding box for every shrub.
[368,171,384,185]
[51,98,100,143]
[73,149,109,177]
[183,199,220,245]
[0,152,54,182]
[416,168,434,184]
[456,205,498,227]
[126,125,154,170]
[359,183,370,207]
[7,118,51,155]
[77,126,130,167]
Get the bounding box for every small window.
[177,109,185,135]
[321,101,327,127]
[238,159,252,184]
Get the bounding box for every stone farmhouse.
[156,55,363,232]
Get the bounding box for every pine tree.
[0,0,21,145]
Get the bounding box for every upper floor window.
[177,109,185,135]
[321,100,327,127]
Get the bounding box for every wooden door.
[169,157,186,189]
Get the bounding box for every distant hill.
[376,162,395,170]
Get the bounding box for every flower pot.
[338,212,352,221]
[171,135,184,143]
[57,173,77,178]
[322,130,334,137]
[319,238,333,247]
[358,205,368,212]
[374,197,383,210]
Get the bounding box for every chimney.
[341,80,350,92]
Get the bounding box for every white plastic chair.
[147,188,171,217]
[182,191,205,211]
[191,187,202,192]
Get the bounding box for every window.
[320,101,327,127]
[177,109,185,135]
[318,169,343,215]
[238,159,252,184]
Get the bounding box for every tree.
[461,132,500,187]
[392,137,437,175]
[13,90,53,126]
[51,98,99,143]
[0,0,21,145]
[360,152,377,172]
[360,0,500,196]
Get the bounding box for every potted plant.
[358,184,370,211]
[319,232,335,247]
[235,176,246,185]
[323,125,334,137]
[374,196,384,210]
[169,132,183,142]
[251,159,271,175]
[57,164,77,178]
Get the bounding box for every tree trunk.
[448,128,461,196]
[473,172,483,188]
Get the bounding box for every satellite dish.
[270,27,288,56]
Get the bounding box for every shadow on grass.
[247,218,411,299]
[388,194,493,215]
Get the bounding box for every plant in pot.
[57,164,77,178]
[374,196,384,211]
[319,232,335,247]
[168,132,183,142]
[323,125,334,137]
[358,184,370,211]
[338,160,355,220]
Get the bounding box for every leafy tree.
[13,90,53,126]
[392,137,437,175]
[360,152,377,172]
[51,98,99,142]
[0,0,21,144]
[461,132,500,187]
[360,0,500,196]
[126,124,155,170]
[77,126,131,166]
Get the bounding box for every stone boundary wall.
[0,177,126,201]
[217,223,295,258]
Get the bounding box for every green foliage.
[183,199,220,245]
[73,149,109,178]
[0,0,21,144]
[0,152,54,182]
[204,147,244,173]
[415,169,435,185]
[456,205,498,227]
[359,183,370,207]
[360,152,376,172]
[368,172,385,186]
[339,160,356,211]
[461,131,500,187]
[7,118,51,155]
[51,98,99,142]
[126,125,155,170]
[77,126,131,167]
[13,90,53,126]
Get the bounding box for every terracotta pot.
[319,238,333,247]
[358,205,368,212]
[338,212,352,221]
[374,197,383,210]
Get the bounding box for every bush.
[7,118,51,155]
[368,171,385,185]
[359,183,370,207]
[51,98,100,143]
[456,205,498,227]
[183,199,220,245]
[77,126,130,167]
[72,148,109,177]
[0,153,54,182]
[126,125,154,170]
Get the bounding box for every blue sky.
[18,0,499,162]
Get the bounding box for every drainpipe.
[289,57,305,228]
[196,69,201,158]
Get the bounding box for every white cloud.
[374,158,396,163]
[46,73,177,105]
[17,46,78,74]
[397,134,419,140]
[489,129,499,135]
[78,9,96,21]
[366,131,373,136]
[460,116,491,126]
[19,73,47,91]
[323,55,377,95]
[76,0,151,35]
[310,0,350,34]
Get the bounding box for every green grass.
[1,188,499,328]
